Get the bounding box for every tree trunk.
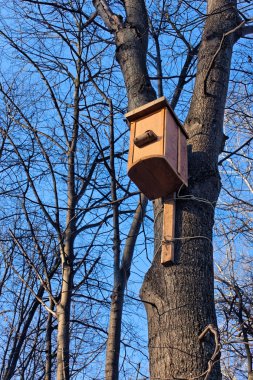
[56,263,72,380]
[140,1,240,379]
[93,2,156,379]
[93,0,241,378]
[45,300,54,380]
[56,47,80,378]
[92,2,156,379]
[105,195,148,380]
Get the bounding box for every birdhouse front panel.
[129,109,165,165]
[126,97,188,200]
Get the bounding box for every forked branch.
[93,0,123,31]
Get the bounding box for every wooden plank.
[164,108,178,172]
[127,121,135,168]
[179,133,188,186]
[161,195,176,265]
[128,157,182,199]
[125,96,188,137]
[133,109,164,162]
[177,127,181,176]
[125,96,168,121]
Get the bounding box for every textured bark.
[93,2,156,380]
[115,23,156,109]
[94,0,242,379]
[93,0,156,109]
[105,285,124,380]
[140,1,240,379]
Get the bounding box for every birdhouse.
[126,96,188,200]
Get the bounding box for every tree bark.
[140,1,240,379]
[115,1,156,109]
[105,195,148,380]
[94,0,242,379]
[93,0,156,109]
[93,2,156,379]
[56,40,81,379]
[45,300,54,380]
[56,263,72,380]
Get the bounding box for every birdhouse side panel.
[128,121,136,168]
[178,130,188,185]
[164,109,178,173]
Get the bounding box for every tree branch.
[240,25,253,38]
[92,0,123,31]
[218,136,253,165]
[198,324,222,380]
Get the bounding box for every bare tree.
[0,2,123,378]
[216,247,253,380]
[93,0,253,379]
[0,1,253,379]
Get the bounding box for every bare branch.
[240,25,253,38]
[218,136,253,165]
[8,261,57,318]
[92,0,123,31]
[198,324,222,380]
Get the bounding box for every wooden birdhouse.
[126,96,188,200]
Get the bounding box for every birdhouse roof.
[125,96,188,138]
